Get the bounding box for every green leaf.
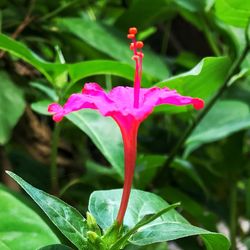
[159,56,229,97]
[56,17,169,81]
[215,0,250,28]
[186,100,250,147]
[67,60,150,86]
[156,57,231,113]
[0,34,147,88]
[6,171,88,250]
[0,184,59,250]
[174,0,214,12]
[89,189,230,249]
[31,99,51,115]
[0,241,11,250]
[110,203,180,250]
[0,71,25,145]
[67,110,124,178]
[0,33,67,86]
[30,82,58,101]
[38,244,72,250]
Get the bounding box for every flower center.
[127,27,144,109]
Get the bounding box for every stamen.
[132,55,139,61]
[130,43,135,50]
[128,27,143,109]
[136,41,144,49]
[129,27,137,34]
[137,52,144,58]
[127,34,135,39]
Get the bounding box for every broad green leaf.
[67,60,150,86]
[0,241,11,250]
[156,57,231,113]
[7,172,88,250]
[110,203,180,250]
[215,0,250,28]
[89,189,230,249]
[0,185,59,250]
[56,17,169,81]
[31,99,51,115]
[67,110,124,178]
[0,71,25,145]
[186,100,250,147]
[0,34,151,88]
[39,244,72,250]
[0,33,67,86]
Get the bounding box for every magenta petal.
[48,103,62,113]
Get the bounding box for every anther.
[132,55,139,61]
[136,41,144,49]
[137,52,144,58]
[129,27,137,35]
[127,34,135,39]
[130,43,135,50]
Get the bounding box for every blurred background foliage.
[0,0,250,249]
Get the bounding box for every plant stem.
[50,122,61,194]
[161,28,250,171]
[230,182,237,250]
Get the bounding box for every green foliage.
[186,100,250,150]
[0,71,25,145]
[56,18,169,81]
[215,0,250,27]
[38,244,73,250]
[7,172,88,249]
[89,189,230,249]
[0,185,59,249]
[1,0,250,249]
[67,110,124,178]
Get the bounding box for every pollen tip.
[132,55,139,61]
[192,98,204,110]
[127,34,135,39]
[130,42,135,50]
[137,52,144,58]
[136,41,144,49]
[129,27,137,35]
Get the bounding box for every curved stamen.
[128,27,144,109]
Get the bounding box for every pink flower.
[48,27,204,224]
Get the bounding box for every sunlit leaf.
[155,57,231,113]
[0,184,60,250]
[215,0,250,27]
[7,172,88,249]
[89,189,230,249]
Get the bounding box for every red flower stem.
[116,123,139,224]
